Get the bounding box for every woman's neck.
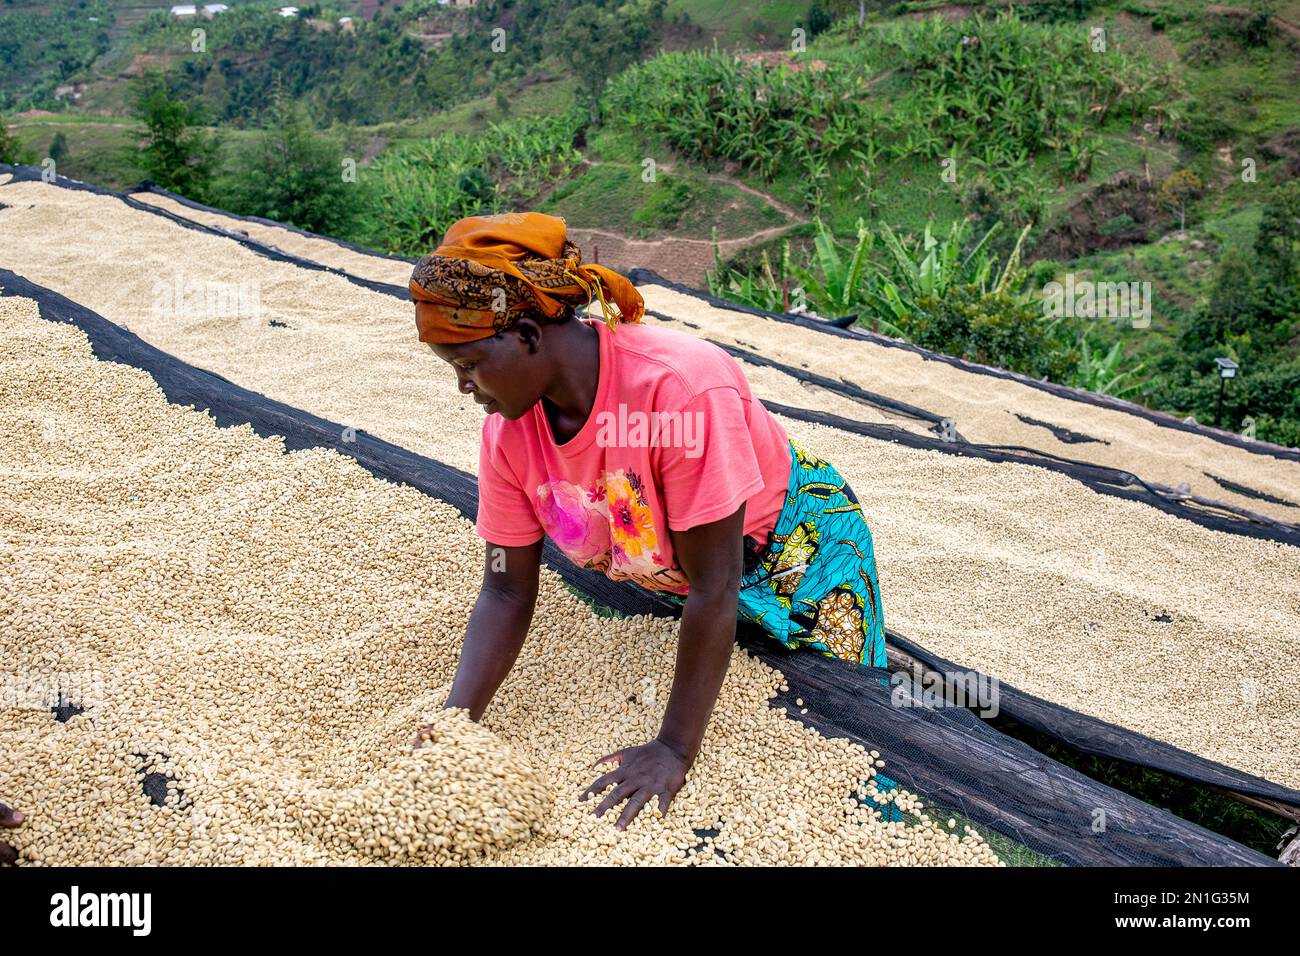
[541,319,600,442]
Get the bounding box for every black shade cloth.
[1014,413,1108,445]
[6,164,1297,810]
[6,164,1298,810]
[1204,472,1298,508]
[754,401,1300,547]
[5,162,1294,790]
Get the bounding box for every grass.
[2,105,302,191]
[583,126,646,165]
[1201,200,1265,255]
[666,0,815,49]
[1188,59,1299,142]
[1172,9,1300,143]
[3,68,580,194]
[899,799,1064,867]
[830,156,966,236]
[1070,230,1213,313]
[1075,134,1177,192]
[7,116,143,187]
[538,161,787,240]
[359,74,581,144]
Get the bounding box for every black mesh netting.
[753,399,1300,547]
[4,267,1289,867]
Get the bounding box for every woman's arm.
[656,503,745,764]
[579,503,745,829]
[435,538,542,724]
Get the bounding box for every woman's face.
[428,324,547,421]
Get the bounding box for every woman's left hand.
[579,739,690,830]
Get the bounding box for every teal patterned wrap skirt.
[736,437,887,667]
[661,436,887,666]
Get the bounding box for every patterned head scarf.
[408,211,644,345]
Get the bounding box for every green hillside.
[3,0,1297,444]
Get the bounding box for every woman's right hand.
[410,703,475,748]
[1,802,25,865]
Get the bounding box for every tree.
[818,0,890,29]
[807,1,835,35]
[132,72,218,201]
[1156,169,1203,232]
[1241,0,1276,47]
[216,87,359,236]
[548,1,665,129]
[0,116,32,165]
[1254,180,1300,289]
[1155,242,1300,446]
[48,131,69,164]
[1204,248,1256,339]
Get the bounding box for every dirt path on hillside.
[569,221,803,286]
[648,159,805,221]
[566,159,806,284]
[1206,5,1300,43]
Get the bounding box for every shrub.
[907,283,1076,380]
[132,72,219,202]
[1100,214,1137,236]
[1255,180,1300,288]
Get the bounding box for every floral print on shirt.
[535,468,690,594]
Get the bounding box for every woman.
[412,211,887,830]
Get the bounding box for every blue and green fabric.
[661,436,888,665]
[735,437,887,667]
[664,437,901,819]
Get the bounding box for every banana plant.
[1072,334,1149,398]
[787,217,875,316]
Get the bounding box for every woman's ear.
[514,317,542,355]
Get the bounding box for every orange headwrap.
[408,211,644,345]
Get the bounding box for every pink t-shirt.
[475,317,792,595]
